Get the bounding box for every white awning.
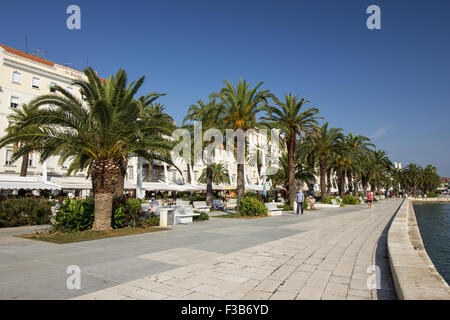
[142,182,203,192]
[0,175,60,190]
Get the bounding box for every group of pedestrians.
[294,188,378,213]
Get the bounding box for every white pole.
[42,159,47,181]
[136,157,143,199]
[262,149,267,197]
[189,164,195,185]
[163,162,169,185]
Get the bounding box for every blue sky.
[1,0,449,176]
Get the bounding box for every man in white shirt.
[296,188,304,215]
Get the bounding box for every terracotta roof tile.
[0,43,55,67]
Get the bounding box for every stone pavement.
[0,199,400,300]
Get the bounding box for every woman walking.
[367,190,374,208]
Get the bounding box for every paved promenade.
[0,199,400,300]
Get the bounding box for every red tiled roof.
[0,44,55,67]
[0,43,107,82]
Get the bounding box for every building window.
[127,166,134,179]
[10,96,20,109]
[66,87,73,95]
[28,155,33,167]
[50,82,56,92]
[12,71,21,84]
[152,169,158,181]
[32,77,40,89]
[5,150,13,165]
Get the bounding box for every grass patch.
[19,225,170,244]
[212,213,268,219]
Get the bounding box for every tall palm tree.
[0,68,172,230]
[421,164,440,194]
[368,149,393,194]
[210,78,272,211]
[345,133,374,195]
[261,94,320,209]
[403,163,422,196]
[183,99,221,205]
[198,162,230,185]
[304,123,343,201]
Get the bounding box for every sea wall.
[387,198,450,299]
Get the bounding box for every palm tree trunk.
[347,171,353,193]
[206,164,213,206]
[326,168,331,194]
[320,158,327,201]
[287,134,296,210]
[114,159,128,198]
[186,164,192,184]
[353,175,359,197]
[236,163,245,211]
[337,168,344,198]
[20,153,29,177]
[93,192,114,230]
[92,159,120,231]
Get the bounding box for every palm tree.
[271,152,316,191]
[198,162,230,185]
[210,78,272,211]
[368,149,393,194]
[0,68,172,231]
[183,99,221,205]
[421,164,440,194]
[345,133,374,195]
[304,123,344,201]
[3,103,41,176]
[261,94,320,209]
[403,163,422,196]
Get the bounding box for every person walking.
[367,190,373,208]
[296,188,304,215]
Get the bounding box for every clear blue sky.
[1,0,449,176]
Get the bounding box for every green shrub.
[55,197,144,232]
[426,192,438,198]
[324,196,335,204]
[112,197,144,229]
[143,213,160,226]
[303,201,309,209]
[53,198,94,232]
[278,203,291,211]
[240,196,268,216]
[190,193,206,203]
[342,195,360,205]
[0,198,53,227]
[193,211,209,221]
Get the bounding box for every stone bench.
[176,199,191,206]
[173,205,200,224]
[192,201,210,213]
[265,202,283,216]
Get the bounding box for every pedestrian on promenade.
[367,190,373,208]
[296,188,304,215]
